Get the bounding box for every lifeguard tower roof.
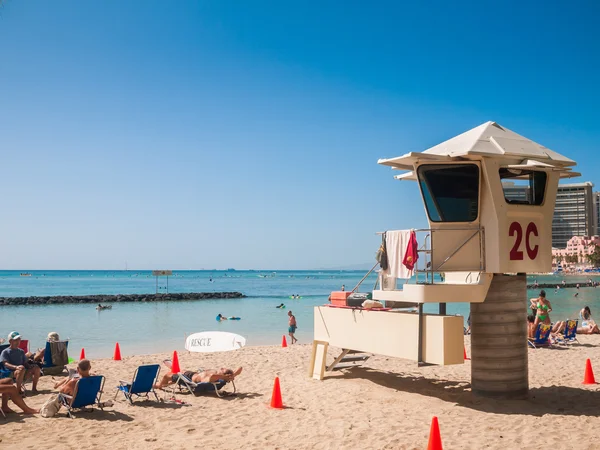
[379,121,579,179]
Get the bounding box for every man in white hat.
[0,331,41,393]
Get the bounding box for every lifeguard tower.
[310,122,579,398]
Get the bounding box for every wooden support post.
[308,340,329,380]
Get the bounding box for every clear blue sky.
[1,1,599,270]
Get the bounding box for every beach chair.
[560,319,579,345]
[18,340,29,353]
[0,344,10,382]
[59,375,105,418]
[174,372,236,398]
[115,364,161,404]
[528,323,553,348]
[43,340,69,375]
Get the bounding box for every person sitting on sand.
[0,379,39,414]
[56,359,92,396]
[154,361,242,389]
[578,306,600,334]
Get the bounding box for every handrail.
[351,262,379,293]
[376,227,485,286]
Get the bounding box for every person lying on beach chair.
[154,360,242,389]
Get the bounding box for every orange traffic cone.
[270,377,284,409]
[463,346,470,361]
[427,416,443,450]
[281,335,288,348]
[583,358,596,385]
[113,342,122,361]
[171,350,181,374]
[80,348,86,361]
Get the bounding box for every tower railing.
[377,227,485,287]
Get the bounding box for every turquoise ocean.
[1,270,599,358]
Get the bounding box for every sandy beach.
[2,336,600,450]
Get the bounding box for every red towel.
[402,230,418,270]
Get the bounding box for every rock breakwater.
[0,292,245,306]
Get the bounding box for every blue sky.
[1,0,599,270]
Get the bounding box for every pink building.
[552,235,600,267]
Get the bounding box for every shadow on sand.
[337,367,600,417]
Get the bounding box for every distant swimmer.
[216,314,227,322]
[276,303,285,309]
[575,292,579,297]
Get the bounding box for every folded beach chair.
[59,375,105,418]
[115,364,161,404]
[43,340,69,375]
[528,323,553,348]
[174,372,236,398]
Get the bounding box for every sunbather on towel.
[154,362,242,389]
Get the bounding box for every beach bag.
[40,394,62,418]
[347,292,372,307]
[376,232,389,271]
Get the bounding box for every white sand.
[2,336,600,449]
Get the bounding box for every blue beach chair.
[59,375,105,418]
[560,319,579,345]
[0,344,11,381]
[115,364,161,404]
[528,323,553,348]
[42,340,69,375]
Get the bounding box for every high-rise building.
[501,181,595,248]
[552,182,594,249]
[594,192,600,236]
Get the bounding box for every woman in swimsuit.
[533,290,552,329]
[532,290,566,334]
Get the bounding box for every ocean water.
[1,270,599,358]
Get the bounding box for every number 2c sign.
[509,222,539,261]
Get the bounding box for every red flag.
[403,230,418,271]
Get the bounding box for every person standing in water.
[287,311,298,344]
